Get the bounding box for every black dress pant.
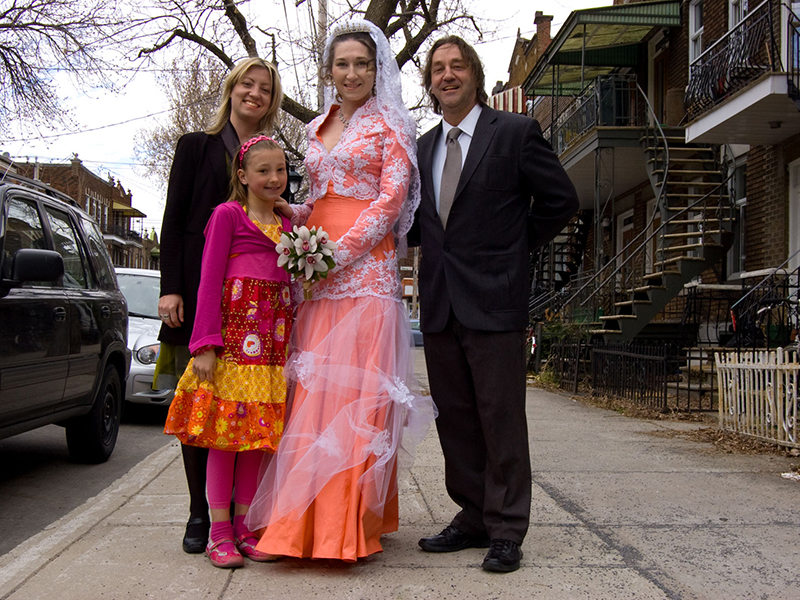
[423,312,531,544]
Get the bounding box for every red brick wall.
[746,144,788,270]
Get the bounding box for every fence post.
[574,339,582,393]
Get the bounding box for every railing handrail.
[567,140,736,312]
[559,83,670,310]
[689,0,773,69]
[731,247,800,310]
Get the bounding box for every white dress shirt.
[432,103,483,214]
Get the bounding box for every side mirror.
[11,248,65,282]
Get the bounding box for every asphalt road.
[0,403,173,556]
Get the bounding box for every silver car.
[115,268,174,405]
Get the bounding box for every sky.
[1,0,609,235]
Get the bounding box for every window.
[1,198,47,281]
[727,164,747,278]
[44,207,89,289]
[690,0,705,63]
[729,0,748,29]
[81,216,117,290]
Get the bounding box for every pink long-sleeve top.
[189,201,291,354]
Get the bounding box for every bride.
[246,19,436,561]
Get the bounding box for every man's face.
[429,44,479,120]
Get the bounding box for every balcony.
[685,0,800,145]
[542,75,649,207]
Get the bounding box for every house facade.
[515,0,799,351]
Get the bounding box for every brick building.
[490,0,800,369]
[15,155,158,269]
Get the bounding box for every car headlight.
[136,343,160,365]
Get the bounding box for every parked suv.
[0,174,130,462]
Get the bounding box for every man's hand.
[158,293,184,328]
[192,349,217,382]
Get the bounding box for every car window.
[1,198,48,283]
[44,206,89,289]
[117,273,160,318]
[81,216,118,290]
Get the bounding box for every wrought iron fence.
[730,261,800,350]
[549,75,642,155]
[548,339,592,393]
[685,0,779,120]
[591,343,672,410]
[716,347,799,448]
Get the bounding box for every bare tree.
[0,0,123,134]
[133,55,226,185]
[133,0,483,124]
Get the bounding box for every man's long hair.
[422,36,488,115]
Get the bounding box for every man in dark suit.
[412,36,579,573]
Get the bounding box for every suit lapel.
[419,124,441,210]
[456,107,497,199]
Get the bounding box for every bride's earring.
[335,91,343,103]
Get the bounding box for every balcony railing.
[685,0,780,120]
[547,75,642,155]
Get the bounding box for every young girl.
[164,135,293,568]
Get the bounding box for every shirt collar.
[441,103,483,139]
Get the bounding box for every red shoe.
[206,538,244,569]
[236,532,279,562]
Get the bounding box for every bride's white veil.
[321,19,421,254]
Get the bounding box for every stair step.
[653,169,722,178]
[657,180,723,188]
[614,299,653,308]
[669,218,732,225]
[589,329,623,335]
[599,314,638,321]
[631,285,667,293]
[654,256,706,267]
[660,242,722,253]
[666,193,729,200]
[663,230,723,239]
[642,270,680,280]
[644,145,715,153]
[649,157,716,165]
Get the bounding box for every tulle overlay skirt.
[246,295,436,560]
[164,277,292,452]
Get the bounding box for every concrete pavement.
[1,350,799,599]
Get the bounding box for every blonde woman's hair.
[228,136,286,207]
[207,58,283,135]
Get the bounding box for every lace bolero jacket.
[292,97,412,302]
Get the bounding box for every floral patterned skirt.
[164,277,292,452]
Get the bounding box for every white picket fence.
[715,348,799,448]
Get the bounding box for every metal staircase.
[587,127,735,341]
[530,211,591,302]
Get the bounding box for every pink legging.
[206,449,264,511]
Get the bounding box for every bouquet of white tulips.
[276,226,337,299]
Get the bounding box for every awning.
[524,0,681,97]
[112,201,147,218]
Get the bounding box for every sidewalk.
[1,351,799,600]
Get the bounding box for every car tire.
[66,365,122,463]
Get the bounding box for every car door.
[42,203,103,406]
[0,196,70,424]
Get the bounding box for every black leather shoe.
[182,517,210,554]
[482,539,523,573]
[418,525,490,553]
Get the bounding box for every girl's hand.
[274,199,293,219]
[192,349,217,382]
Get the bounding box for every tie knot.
[447,127,462,144]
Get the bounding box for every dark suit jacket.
[411,106,578,333]
[159,131,232,346]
